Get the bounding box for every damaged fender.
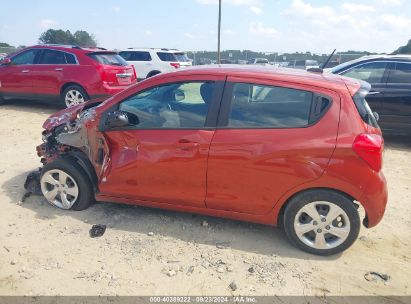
[35,101,111,192]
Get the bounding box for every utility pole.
[217,0,222,64]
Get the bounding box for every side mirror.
[373,111,380,122]
[1,58,11,65]
[174,89,185,102]
[105,110,132,128]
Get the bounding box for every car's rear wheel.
[40,158,94,211]
[283,189,360,256]
[62,85,89,108]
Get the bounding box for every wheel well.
[61,151,99,193]
[60,82,89,98]
[147,70,161,77]
[277,187,357,229]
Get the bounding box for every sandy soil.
[0,100,410,296]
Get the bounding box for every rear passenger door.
[206,77,341,215]
[31,49,77,98]
[380,62,411,133]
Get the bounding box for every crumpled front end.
[33,106,110,193]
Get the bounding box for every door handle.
[55,68,63,71]
[21,70,30,73]
[178,139,200,151]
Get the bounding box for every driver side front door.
[99,76,225,208]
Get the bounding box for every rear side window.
[353,86,379,128]
[342,62,388,84]
[119,51,152,61]
[387,62,411,84]
[88,52,128,66]
[227,83,314,128]
[39,49,66,64]
[174,53,189,62]
[65,52,77,64]
[157,52,177,62]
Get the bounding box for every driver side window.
[119,81,215,129]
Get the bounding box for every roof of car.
[123,48,181,52]
[29,45,114,53]
[157,64,356,90]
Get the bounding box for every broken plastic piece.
[23,169,42,195]
[89,224,106,238]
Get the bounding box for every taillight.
[170,62,180,69]
[131,65,137,80]
[352,133,384,171]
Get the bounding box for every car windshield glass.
[174,53,189,62]
[157,52,177,62]
[88,52,128,66]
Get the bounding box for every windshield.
[88,52,128,66]
[174,52,189,62]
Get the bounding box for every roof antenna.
[307,49,336,73]
[322,49,336,69]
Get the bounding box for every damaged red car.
[31,66,388,255]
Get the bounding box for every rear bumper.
[360,170,388,228]
[101,83,135,95]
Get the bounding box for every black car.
[330,55,411,134]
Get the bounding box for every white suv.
[119,48,191,80]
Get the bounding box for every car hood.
[42,98,106,131]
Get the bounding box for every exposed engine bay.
[25,99,110,194]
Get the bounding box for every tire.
[0,95,5,105]
[40,158,94,211]
[61,85,89,108]
[146,71,161,78]
[283,189,360,256]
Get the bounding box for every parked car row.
[1,45,410,134]
[0,45,191,108]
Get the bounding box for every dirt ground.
[0,100,410,296]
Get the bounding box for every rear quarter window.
[157,52,177,62]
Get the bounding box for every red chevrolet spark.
[0,45,137,108]
[32,65,387,255]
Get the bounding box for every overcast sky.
[0,0,410,53]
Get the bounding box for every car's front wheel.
[40,158,94,211]
[62,85,89,108]
[283,189,360,256]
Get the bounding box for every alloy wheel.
[40,169,79,209]
[293,201,351,250]
[65,89,85,107]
